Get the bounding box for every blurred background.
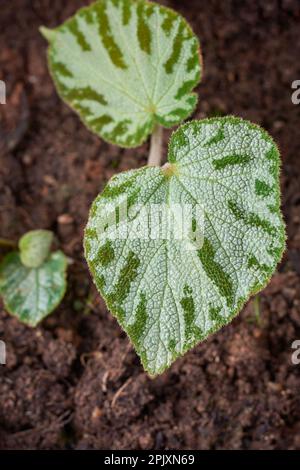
[0,0,300,449]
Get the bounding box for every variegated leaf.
[84,116,285,375]
[0,251,67,327]
[41,0,201,147]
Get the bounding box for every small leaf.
[0,251,67,326]
[41,0,201,147]
[19,229,53,268]
[84,116,285,376]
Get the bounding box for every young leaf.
[84,116,285,376]
[19,229,53,268]
[40,0,201,147]
[0,245,67,327]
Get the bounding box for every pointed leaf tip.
[39,26,56,42]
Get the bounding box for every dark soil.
[1,0,300,450]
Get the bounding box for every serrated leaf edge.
[41,0,203,148]
[84,115,286,376]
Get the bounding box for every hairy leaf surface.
[41,0,201,147]
[84,116,285,375]
[0,251,67,326]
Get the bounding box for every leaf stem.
[148,125,163,167]
[253,295,261,325]
[0,238,17,249]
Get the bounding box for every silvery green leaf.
[84,116,285,375]
[19,229,53,268]
[0,251,67,326]
[41,0,201,147]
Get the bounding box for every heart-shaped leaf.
[0,250,67,327]
[84,116,285,375]
[41,0,201,147]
